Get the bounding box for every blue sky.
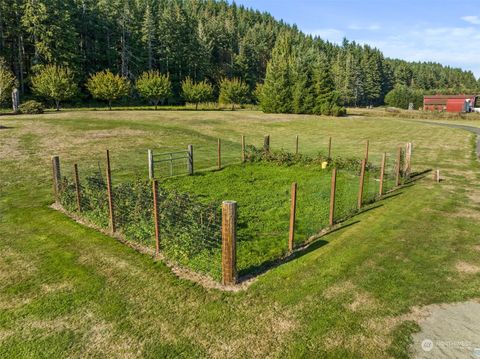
[234,0,480,79]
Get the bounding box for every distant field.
[1,109,480,358]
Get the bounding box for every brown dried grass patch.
[455,261,480,274]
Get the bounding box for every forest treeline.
[1,0,479,112]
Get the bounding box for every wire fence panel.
[59,172,222,281]
[295,177,330,245]
[363,168,379,204]
[333,171,359,222]
[235,184,290,277]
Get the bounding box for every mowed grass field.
[1,109,480,358]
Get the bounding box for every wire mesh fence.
[53,138,412,285]
[58,171,223,281]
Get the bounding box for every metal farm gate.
[148,145,193,179]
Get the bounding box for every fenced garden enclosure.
[52,135,413,286]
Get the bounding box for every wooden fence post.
[51,155,61,202]
[263,135,270,152]
[222,201,237,285]
[217,138,221,169]
[288,182,297,252]
[152,180,160,256]
[329,168,337,226]
[358,159,366,209]
[328,137,332,159]
[187,144,194,175]
[241,135,246,163]
[365,139,369,162]
[379,153,386,196]
[51,155,61,200]
[74,164,82,212]
[395,146,402,187]
[148,149,154,180]
[295,135,299,154]
[106,150,116,233]
[405,142,412,177]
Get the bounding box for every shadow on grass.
[237,220,360,282]
[0,125,13,129]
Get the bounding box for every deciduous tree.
[181,77,213,110]
[218,77,249,110]
[87,70,130,110]
[31,64,77,111]
[136,70,171,109]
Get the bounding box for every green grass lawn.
[1,109,480,358]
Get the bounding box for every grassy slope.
[1,110,480,358]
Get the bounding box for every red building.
[423,95,477,113]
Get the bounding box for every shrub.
[244,145,377,172]
[87,70,130,110]
[19,100,44,114]
[136,70,171,109]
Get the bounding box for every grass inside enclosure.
[162,162,386,277]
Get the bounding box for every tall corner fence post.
[148,149,154,180]
[187,144,194,175]
[328,137,332,159]
[365,139,369,162]
[358,159,366,209]
[241,135,246,163]
[222,200,237,286]
[263,134,270,152]
[288,182,297,252]
[395,146,402,187]
[152,179,160,256]
[106,149,116,233]
[295,135,299,154]
[74,163,82,212]
[329,168,337,226]
[217,138,221,170]
[51,155,61,203]
[379,153,386,196]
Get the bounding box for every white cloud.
[305,28,345,43]
[358,25,480,78]
[461,15,480,25]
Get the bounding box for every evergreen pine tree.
[260,31,295,113]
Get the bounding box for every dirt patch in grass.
[467,190,480,205]
[0,136,22,160]
[455,261,480,274]
[0,247,37,284]
[323,280,357,299]
[202,302,298,358]
[451,208,480,221]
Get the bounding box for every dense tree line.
[0,0,478,112]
